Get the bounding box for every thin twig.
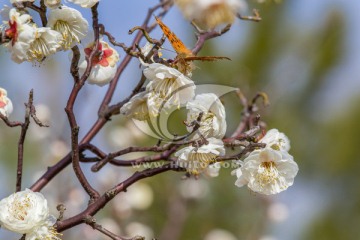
[98,0,172,115]
[16,90,34,192]
[24,2,47,26]
[29,105,49,127]
[85,216,144,240]
[237,9,262,22]
[217,142,266,161]
[91,146,178,171]
[55,163,185,232]
[64,4,101,201]
[191,24,232,55]
[0,113,22,127]
[70,46,81,82]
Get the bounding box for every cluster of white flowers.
[175,93,227,176]
[232,129,299,195]
[0,189,61,240]
[121,52,227,176]
[0,87,13,117]
[175,0,247,29]
[121,62,196,119]
[175,138,225,176]
[1,1,119,86]
[186,93,227,139]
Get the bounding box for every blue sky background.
[0,0,359,239]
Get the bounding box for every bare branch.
[55,163,185,232]
[24,2,48,26]
[16,90,33,192]
[85,216,144,240]
[191,24,232,55]
[0,113,22,127]
[237,9,262,22]
[64,4,102,201]
[217,142,266,161]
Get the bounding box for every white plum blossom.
[44,0,62,9]
[120,91,150,121]
[139,42,156,66]
[232,148,298,195]
[0,87,13,117]
[175,138,225,175]
[79,40,120,86]
[25,224,61,240]
[67,0,99,8]
[186,93,226,139]
[3,8,36,63]
[259,128,291,152]
[47,6,88,50]
[0,189,60,239]
[204,162,221,177]
[144,63,195,116]
[175,0,247,29]
[27,27,63,62]
[10,0,34,3]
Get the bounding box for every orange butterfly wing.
[155,16,193,57]
[182,56,231,62]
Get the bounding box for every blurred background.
[0,0,360,239]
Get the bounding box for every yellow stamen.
[53,20,80,49]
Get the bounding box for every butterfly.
[155,17,230,63]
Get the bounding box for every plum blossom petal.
[175,0,247,29]
[232,148,298,195]
[27,27,63,62]
[175,138,225,175]
[0,87,13,117]
[3,8,36,63]
[47,6,88,50]
[120,92,150,121]
[186,93,226,139]
[45,0,62,9]
[144,63,195,116]
[67,0,99,8]
[259,128,291,152]
[79,40,120,86]
[0,189,58,236]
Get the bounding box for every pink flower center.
[0,100,6,108]
[5,20,18,46]
[84,42,113,67]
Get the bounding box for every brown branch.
[85,216,144,240]
[30,0,173,197]
[64,4,101,201]
[98,0,173,116]
[29,104,49,127]
[70,46,81,82]
[79,4,101,83]
[56,163,185,232]
[191,24,232,55]
[230,90,266,138]
[104,75,146,117]
[0,113,22,127]
[217,142,266,161]
[15,90,34,192]
[24,2,47,26]
[99,24,138,56]
[91,147,178,171]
